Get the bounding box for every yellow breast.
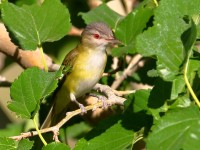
[64,48,107,97]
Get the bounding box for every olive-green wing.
[62,47,79,73]
[54,47,79,95]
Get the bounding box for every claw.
[90,93,108,109]
[99,95,108,109]
[70,93,87,114]
[78,103,87,114]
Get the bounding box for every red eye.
[93,34,100,39]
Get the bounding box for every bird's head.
[81,22,121,50]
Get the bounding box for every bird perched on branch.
[41,22,120,128]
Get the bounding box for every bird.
[41,22,120,128]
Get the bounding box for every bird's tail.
[40,103,69,129]
[40,87,71,129]
[40,105,54,129]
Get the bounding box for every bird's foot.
[70,93,87,114]
[98,95,108,109]
[78,103,87,114]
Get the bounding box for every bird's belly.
[75,74,100,97]
[64,52,106,98]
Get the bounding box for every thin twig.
[0,76,12,87]
[93,83,126,105]
[113,90,136,96]
[68,26,83,36]
[87,0,102,8]
[10,83,128,141]
[111,54,143,89]
[0,23,58,71]
[10,98,125,141]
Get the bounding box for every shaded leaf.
[42,142,70,150]
[0,124,22,137]
[181,19,197,53]
[171,76,185,99]
[112,5,153,56]
[188,58,200,77]
[17,139,34,150]
[15,0,37,6]
[126,89,150,113]
[80,4,122,29]
[148,78,172,108]
[74,115,134,150]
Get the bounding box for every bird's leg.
[70,93,87,114]
[89,93,108,109]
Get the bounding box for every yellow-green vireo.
[41,22,120,128]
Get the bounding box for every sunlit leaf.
[1,0,71,50]
[8,67,62,118]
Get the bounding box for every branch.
[93,83,126,105]
[9,83,130,141]
[113,89,136,96]
[10,100,125,141]
[111,54,144,89]
[0,76,11,87]
[68,26,83,36]
[0,23,83,71]
[0,23,60,71]
[87,0,102,9]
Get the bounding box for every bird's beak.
[106,38,122,45]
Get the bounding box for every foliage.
[1,0,71,50]
[0,137,34,150]
[1,0,200,149]
[8,67,62,118]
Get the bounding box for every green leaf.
[17,139,34,150]
[80,4,122,29]
[147,69,159,78]
[65,122,91,138]
[42,142,70,150]
[148,78,172,108]
[171,76,185,99]
[112,5,153,56]
[147,105,200,150]
[8,67,62,119]
[74,138,87,150]
[188,58,200,77]
[0,124,22,137]
[74,115,134,150]
[136,0,200,81]
[126,89,167,121]
[0,137,16,150]
[15,0,37,6]
[181,19,197,53]
[170,96,191,109]
[112,45,133,57]
[129,89,150,112]
[0,138,33,150]
[1,0,71,50]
